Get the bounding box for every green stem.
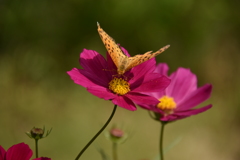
[75,105,118,160]
[112,142,118,160]
[35,139,39,158]
[159,121,167,160]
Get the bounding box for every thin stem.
[159,121,167,160]
[112,142,118,160]
[75,105,118,160]
[35,139,39,158]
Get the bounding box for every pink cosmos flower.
[140,63,212,121]
[0,143,51,160]
[0,143,32,160]
[67,47,171,111]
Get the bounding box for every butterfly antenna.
[161,44,170,51]
[97,22,100,28]
[153,44,170,54]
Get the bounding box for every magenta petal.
[6,143,33,160]
[80,49,108,72]
[129,58,156,83]
[132,76,170,93]
[0,146,6,160]
[79,69,109,87]
[106,53,117,74]
[154,63,169,76]
[87,86,116,100]
[120,46,130,57]
[79,49,111,82]
[161,104,212,121]
[167,68,197,103]
[67,68,96,87]
[177,84,212,110]
[126,92,160,108]
[112,95,137,111]
[67,68,109,88]
[150,107,165,115]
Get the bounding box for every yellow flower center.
[109,77,130,95]
[157,96,177,112]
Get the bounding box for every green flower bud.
[30,127,44,139]
[26,126,52,140]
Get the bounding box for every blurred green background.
[1,0,240,159]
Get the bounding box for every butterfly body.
[118,56,129,75]
[97,22,170,75]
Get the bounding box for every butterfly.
[97,22,170,75]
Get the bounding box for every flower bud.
[26,126,52,140]
[30,127,44,139]
[110,128,124,138]
[105,125,128,144]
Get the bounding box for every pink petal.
[160,104,212,121]
[0,146,6,160]
[150,91,165,101]
[79,69,110,87]
[126,92,160,108]
[130,72,157,90]
[150,107,165,115]
[120,46,130,57]
[177,84,212,110]
[87,86,116,100]
[132,75,170,93]
[6,143,33,160]
[112,95,137,111]
[67,68,108,88]
[80,49,108,72]
[106,53,118,75]
[154,63,169,76]
[129,58,156,83]
[67,68,97,87]
[166,68,197,104]
[79,49,112,82]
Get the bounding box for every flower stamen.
[109,77,130,95]
[157,96,176,114]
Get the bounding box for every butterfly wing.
[125,45,170,71]
[97,22,127,70]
